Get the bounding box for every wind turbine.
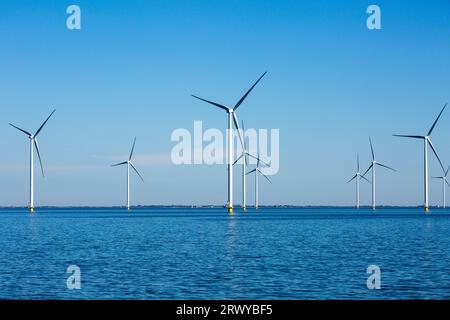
[362,137,396,210]
[347,154,371,209]
[9,109,56,212]
[191,72,267,214]
[246,152,272,209]
[432,165,450,208]
[393,103,447,212]
[111,137,144,210]
[233,120,262,211]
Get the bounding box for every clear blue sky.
[0,0,450,206]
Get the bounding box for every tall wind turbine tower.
[246,152,272,209]
[191,72,267,214]
[233,120,260,211]
[362,137,396,210]
[432,165,450,208]
[393,103,447,212]
[111,137,144,210]
[347,154,370,208]
[9,109,56,212]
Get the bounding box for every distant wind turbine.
[246,152,272,209]
[393,103,447,212]
[111,137,144,210]
[191,72,267,214]
[347,154,370,209]
[362,137,396,210]
[233,119,262,211]
[432,165,450,208]
[9,109,56,213]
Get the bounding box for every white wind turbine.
[191,72,267,214]
[393,103,447,212]
[362,137,396,210]
[111,137,144,210]
[246,152,272,209]
[233,119,262,211]
[347,154,371,209]
[9,109,56,212]
[432,165,450,209]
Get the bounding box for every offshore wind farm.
[1,0,450,302]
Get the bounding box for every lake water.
[0,207,449,299]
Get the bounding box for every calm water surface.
[0,207,449,299]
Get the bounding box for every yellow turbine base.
[29,207,34,213]
[228,207,233,214]
[425,207,429,212]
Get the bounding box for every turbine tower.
[246,152,272,209]
[362,137,396,210]
[111,137,144,210]
[191,72,267,214]
[233,120,261,211]
[347,154,370,209]
[9,109,56,213]
[393,103,447,212]
[432,165,450,208]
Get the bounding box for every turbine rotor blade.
[369,137,375,161]
[241,120,248,152]
[232,113,245,151]
[233,72,267,111]
[129,137,136,161]
[446,179,450,189]
[130,162,144,182]
[347,174,357,184]
[233,154,244,166]
[376,162,396,172]
[9,123,31,136]
[246,169,257,175]
[445,165,450,177]
[34,138,45,177]
[191,95,228,111]
[111,161,127,167]
[392,134,425,139]
[427,138,446,173]
[247,153,269,167]
[35,109,56,137]
[257,168,273,184]
[257,150,260,168]
[357,154,359,172]
[362,164,373,177]
[428,103,447,136]
[360,174,371,184]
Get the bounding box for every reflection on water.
[0,207,450,299]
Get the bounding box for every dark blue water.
[0,207,450,299]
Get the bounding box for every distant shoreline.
[0,205,430,209]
